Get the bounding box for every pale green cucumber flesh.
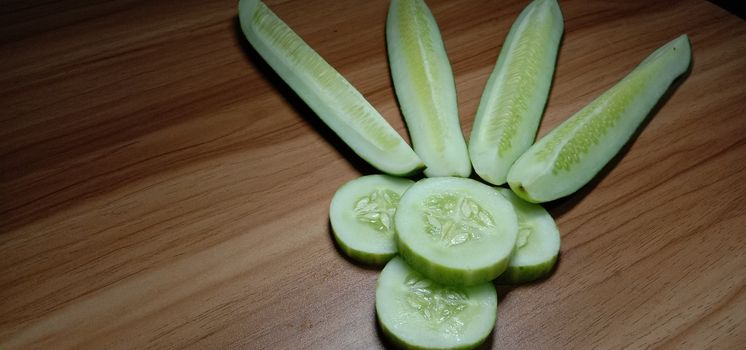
[387,0,471,177]
[508,35,692,203]
[238,0,423,176]
[496,188,560,284]
[376,257,497,350]
[330,175,414,265]
[469,0,563,186]
[395,177,518,286]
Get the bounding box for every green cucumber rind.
[496,254,558,284]
[469,0,563,186]
[397,235,512,287]
[238,0,424,176]
[377,313,494,350]
[495,187,560,283]
[332,234,397,266]
[386,0,471,178]
[507,34,692,203]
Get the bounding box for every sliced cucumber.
[238,0,424,176]
[469,0,563,186]
[386,0,471,178]
[507,35,692,202]
[395,177,518,286]
[496,188,560,284]
[376,257,497,350]
[330,175,414,265]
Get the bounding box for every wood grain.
[1,0,745,349]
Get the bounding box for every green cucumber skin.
[397,233,512,287]
[495,187,560,283]
[332,235,397,266]
[508,35,692,203]
[387,0,471,178]
[469,0,563,186]
[238,0,424,176]
[377,314,493,350]
[496,255,557,284]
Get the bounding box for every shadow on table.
[232,16,378,176]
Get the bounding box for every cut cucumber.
[469,0,563,186]
[395,177,518,286]
[496,188,560,284]
[238,0,424,176]
[376,257,497,350]
[330,175,414,265]
[507,35,692,202]
[386,0,471,178]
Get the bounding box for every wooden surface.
[1,0,745,349]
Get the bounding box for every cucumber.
[507,35,692,202]
[330,175,414,265]
[395,177,518,286]
[238,0,424,176]
[386,0,471,178]
[469,0,563,186]
[496,188,560,284]
[376,257,497,350]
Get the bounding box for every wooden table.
[1,0,744,349]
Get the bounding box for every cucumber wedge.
[376,257,497,350]
[330,175,414,265]
[386,0,471,177]
[508,35,692,202]
[238,0,424,176]
[395,177,518,286]
[469,0,563,186]
[496,188,560,284]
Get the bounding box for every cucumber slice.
[376,257,497,350]
[238,0,424,176]
[395,177,518,286]
[330,175,414,265]
[496,188,560,284]
[469,0,563,186]
[386,0,471,178]
[507,35,692,202]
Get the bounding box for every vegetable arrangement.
[238,0,691,348]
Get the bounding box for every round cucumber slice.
[376,257,497,350]
[469,0,563,186]
[330,175,414,265]
[386,0,471,178]
[507,35,692,202]
[496,188,560,284]
[395,177,518,286]
[238,0,424,176]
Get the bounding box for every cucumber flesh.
[395,177,518,286]
[238,0,424,176]
[469,0,563,186]
[496,188,560,284]
[507,35,691,203]
[330,175,414,265]
[376,257,497,350]
[386,0,471,178]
